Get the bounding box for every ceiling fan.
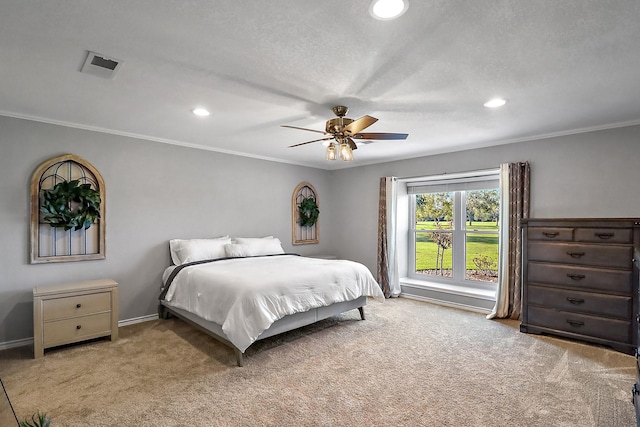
[282,106,408,161]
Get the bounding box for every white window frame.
[406,169,500,291]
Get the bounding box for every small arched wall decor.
[292,182,319,245]
[30,154,106,264]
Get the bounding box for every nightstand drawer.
[43,312,112,347]
[43,292,111,321]
[528,241,633,269]
[528,306,631,344]
[527,262,632,294]
[528,285,632,318]
[33,278,118,358]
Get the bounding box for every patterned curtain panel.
[377,176,400,298]
[487,162,530,320]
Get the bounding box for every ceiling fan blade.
[288,137,334,148]
[347,137,358,150]
[342,115,378,135]
[351,132,408,140]
[281,125,327,135]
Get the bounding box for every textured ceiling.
[1,1,640,170]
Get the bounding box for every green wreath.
[41,180,101,231]
[298,197,319,227]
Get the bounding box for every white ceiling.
[2,1,640,170]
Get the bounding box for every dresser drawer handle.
[595,232,614,239]
[566,319,584,327]
[566,274,586,281]
[76,303,82,309]
[567,251,585,258]
[76,325,82,330]
[566,297,585,305]
[542,232,559,238]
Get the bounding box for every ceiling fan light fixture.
[483,98,507,108]
[326,143,337,161]
[370,0,408,20]
[282,105,409,162]
[339,143,353,162]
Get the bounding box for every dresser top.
[522,218,640,227]
[33,279,118,297]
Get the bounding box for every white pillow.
[224,243,250,258]
[232,237,285,256]
[169,237,231,265]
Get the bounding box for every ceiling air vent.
[80,51,123,79]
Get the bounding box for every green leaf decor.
[298,197,319,227]
[20,412,51,427]
[40,180,101,231]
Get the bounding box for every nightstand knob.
[76,303,82,308]
[76,325,82,330]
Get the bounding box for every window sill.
[400,277,496,301]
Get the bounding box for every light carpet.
[0,298,636,426]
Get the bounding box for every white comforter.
[162,255,384,352]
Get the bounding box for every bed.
[158,236,384,366]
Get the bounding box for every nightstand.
[33,279,118,358]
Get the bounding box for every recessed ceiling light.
[192,108,210,117]
[370,0,408,20]
[483,98,507,108]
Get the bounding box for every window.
[407,170,500,288]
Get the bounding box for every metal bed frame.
[158,295,367,367]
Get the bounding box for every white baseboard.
[400,293,492,315]
[0,314,160,351]
[118,314,159,327]
[0,337,33,351]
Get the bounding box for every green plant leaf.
[298,197,319,227]
[19,411,51,427]
[40,180,101,231]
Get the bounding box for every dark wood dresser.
[632,252,640,425]
[521,218,640,355]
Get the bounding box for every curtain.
[377,176,400,298]
[487,162,530,320]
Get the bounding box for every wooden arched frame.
[292,182,319,245]
[30,154,106,264]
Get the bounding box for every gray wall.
[325,125,640,275]
[2,115,639,345]
[0,116,330,344]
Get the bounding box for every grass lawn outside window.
[409,187,500,287]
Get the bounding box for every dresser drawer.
[574,228,633,244]
[43,312,112,347]
[528,241,633,269]
[527,285,632,318]
[43,292,111,321]
[528,227,574,241]
[527,306,631,344]
[528,262,632,294]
